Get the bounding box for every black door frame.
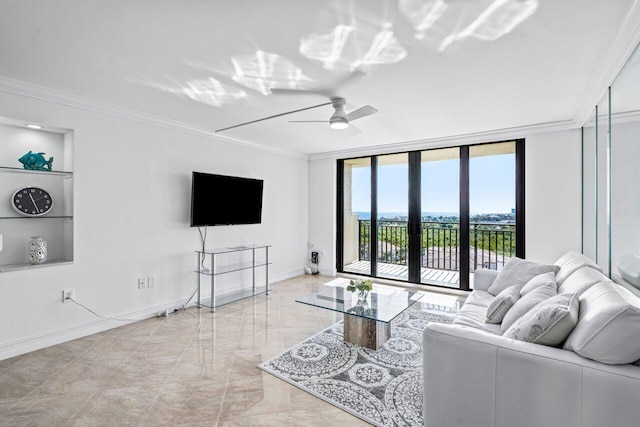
[336,139,525,291]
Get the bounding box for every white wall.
[307,159,336,276]
[308,128,583,276]
[525,129,582,263]
[0,90,309,359]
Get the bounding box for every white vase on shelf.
[28,236,47,265]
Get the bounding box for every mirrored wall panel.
[610,43,640,281]
[583,41,640,279]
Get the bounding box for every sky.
[352,154,515,215]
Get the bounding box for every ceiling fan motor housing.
[330,98,349,128]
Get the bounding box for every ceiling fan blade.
[330,69,367,94]
[270,88,311,96]
[288,120,330,123]
[271,70,366,99]
[347,123,362,135]
[344,105,378,122]
[215,101,332,132]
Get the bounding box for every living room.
[1,1,639,426]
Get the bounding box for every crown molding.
[582,110,640,127]
[0,76,308,161]
[309,119,578,160]
[572,1,640,127]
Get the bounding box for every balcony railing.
[358,220,516,272]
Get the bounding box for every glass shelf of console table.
[195,244,271,312]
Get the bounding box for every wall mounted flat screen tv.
[190,172,264,227]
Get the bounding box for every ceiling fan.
[289,97,377,130]
[215,97,377,133]
[215,70,377,133]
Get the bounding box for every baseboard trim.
[0,272,305,361]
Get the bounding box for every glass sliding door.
[341,157,372,275]
[376,153,409,281]
[420,148,460,287]
[337,140,524,291]
[469,142,517,283]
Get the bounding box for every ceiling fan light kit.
[330,119,350,130]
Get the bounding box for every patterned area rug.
[259,304,456,426]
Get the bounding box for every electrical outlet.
[148,276,155,287]
[138,277,147,289]
[62,289,74,303]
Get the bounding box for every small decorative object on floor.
[28,236,47,264]
[18,151,54,171]
[348,278,373,302]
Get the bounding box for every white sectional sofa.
[423,251,640,427]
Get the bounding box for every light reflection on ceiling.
[145,0,540,108]
[398,0,449,41]
[181,77,248,107]
[230,50,313,95]
[439,0,539,51]
[143,76,248,108]
[299,24,355,70]
[352,23,407,70]
[299,21,407,72]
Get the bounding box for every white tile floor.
[0,275,374,426]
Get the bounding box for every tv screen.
[190,172,263,227]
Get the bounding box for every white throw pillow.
[564,281,640,364]
[557,266,609,296]
[554,250,602,286]
[486,286,520,324]
[520,272,557,296]
[501,280,557,332]
[503,293,579,346]
[487,257,560,296]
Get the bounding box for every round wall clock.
[12,187,54,216]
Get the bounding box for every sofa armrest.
[423,323,640,427]
[472,268,499,291]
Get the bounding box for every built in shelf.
[0,215,73,220]
[0,166,73,176]
[0,259,74,272]
[0,121,75,272]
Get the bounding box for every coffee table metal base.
[343,313,390,350]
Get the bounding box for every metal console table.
[195,244,271,312]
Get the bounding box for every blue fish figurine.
[18,151,54,171]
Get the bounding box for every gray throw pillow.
[520,272,557,296]
[486,286,520,324]
[487,257,560,296]
[501,280,557,332]
[503,293,579,346]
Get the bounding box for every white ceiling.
[0,0,638,158]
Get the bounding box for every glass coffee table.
[296,278,425,349]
